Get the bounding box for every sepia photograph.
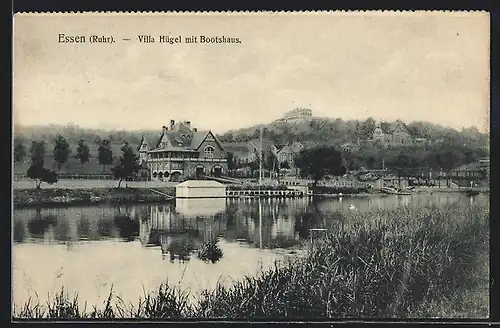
[12,11,490,320]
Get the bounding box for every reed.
[13,202,489,319]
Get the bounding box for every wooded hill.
[217,117,489,148]
[13,117,489,175]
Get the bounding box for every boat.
[380,187,398,194]
[380,186,411,195]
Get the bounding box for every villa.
[138,120,228,181]
[372,120,419,147]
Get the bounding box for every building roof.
[379,120,412,134]
[190,130,214,150]
[137,136,149,152]
[148,147,198,153]
[276,142,303,154]
[152,123,224,152]
[176,180,226,188]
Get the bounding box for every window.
[204,146,215,158]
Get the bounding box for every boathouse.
[175,180,227,198]
[175,197,226,217]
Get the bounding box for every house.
[145,120,228,181]
[244,139,276,164]
[449,160,489,182]
[372,120,415,147]
[244,148,259,163]
[273,142,304,165]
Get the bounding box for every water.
[12,193,488,309]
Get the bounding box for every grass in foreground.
[13,202,489,319]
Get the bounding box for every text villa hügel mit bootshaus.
[58,34,243,44]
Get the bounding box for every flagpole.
[259,195,263,249]
[259,125,263,187]
[259,125,263,249]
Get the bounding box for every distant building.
[144,120,228,181]
[244,139,276,164]
[137,136,150,165]
[272,142,304,165]
[276,108,313,122]
[244,147,259,163]
[372,120,417,147]
[449,157,489,185]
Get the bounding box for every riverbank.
[13,179,179,190]
[13,187,176,208]
[13,202,489,319]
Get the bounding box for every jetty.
[148,188,175,200]
[226,188,311,198]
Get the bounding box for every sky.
[13,12,490,134]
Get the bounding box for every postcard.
[12,11,490,321]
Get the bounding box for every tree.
[111,142,140,187]
[98,139,114,172]
[248,161,259,177]
[14,138,26,163]
[27,164,58,190]
[294,146,346,186]
[29,140,46,167]
[53,134,71,171]
[75,139,91,167]
[425,150,461,171]
[365,155,376,170]
[264,152,278,178]
[93,135,102,146]
[226,152,235,174]
[360,118,376,140]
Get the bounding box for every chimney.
[162,125,167,133]
[170,120,175,130]
[193,127,198,132]
[185,121,191,129]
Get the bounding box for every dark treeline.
[13,123,158,147]
[13,118,489,176]
[219,118,489,172]
[13,118,490,150]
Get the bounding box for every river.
[12,193,488,309]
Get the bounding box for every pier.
[225,188,311,198]
[148,188,175,200]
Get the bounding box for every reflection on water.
[14,193,489,254]
[13,193,488,307]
